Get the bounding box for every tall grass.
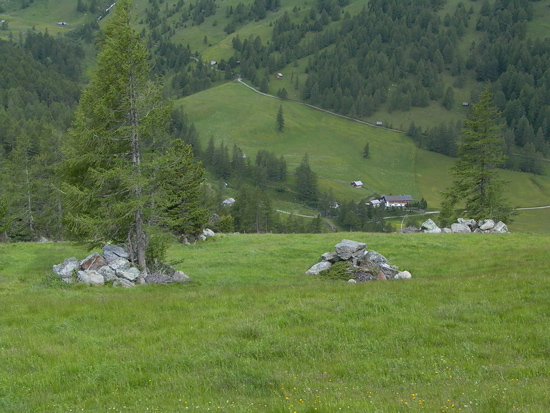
[1,233,549,411]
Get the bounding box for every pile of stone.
[52,244,190,287]
[420,218,509,234]
[305,239,411,283]
[182,228,215,244]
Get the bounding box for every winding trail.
[237,78,404,134]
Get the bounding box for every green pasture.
[180,82,550,217]
[179,81,421,202]
[1,233,550,411]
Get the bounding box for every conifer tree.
[276,104,284,132]
[295,154,318,206]
[362,142,370,159]
[61,0,202,269]
[439,85,515,226]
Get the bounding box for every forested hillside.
[0,0,550,240]
[0,36,82,240]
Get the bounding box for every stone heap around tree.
[52,244,190,287]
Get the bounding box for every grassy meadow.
[2,233,550,412]
[180,82,550,222]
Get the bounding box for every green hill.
[179,81,550,231]
[2,0,550,233]
[2,233,550,411]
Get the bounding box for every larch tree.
[61,0,204,270]
[439,85,515,226]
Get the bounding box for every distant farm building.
[367,199,382,207]
[350,181,363,188]
[462,102,469,106]
[57,22,69,27]
[276,73,283,79]
[376,121,383,126]
[380,195,413,207]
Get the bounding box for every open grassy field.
[179,81,420,203]
[1,233,550,412]
[180,82,550,215]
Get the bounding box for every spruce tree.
[440,85,514,226]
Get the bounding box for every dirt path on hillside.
[237,78,404,133]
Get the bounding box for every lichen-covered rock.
[77,270,105,286]
[321,252,341,263]
[108,257,131,271]
[52,257,80,282]
[457,218,477,228]
[491,221,508,233]
[364,250,388,265]
[479,219,495,230]
[98,265,117,282]
[451,223,471,233]
[379,263,399,278]
[113,277,135,288]
[80,252,107,271]
[335,239,366,260]
[421,219,441,233]
[116,267,140,281]
[103,244,130,262]
[305,261,332,275]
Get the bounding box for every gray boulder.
[116,267,140,281]
[421,219,441,233]
[335,239,366,260]
[321,252,341,263]
[491,221,508,233]
[108,257,131,271]
[479,219,495,231]
[203,228,215,238]
[98,265,117,282]
[306,261,332,275]
[364,250,388,265]
[379,263,399,278]
[457,218,477,228]
[451,223,471,233]
[113,277,135,288]
[52,257,80,282]
[172,270,190,283]
[442,227,452,233]
[394,270,412,280]
[80,252,107,271]
[103,244,130,262]
[77,270,105,286]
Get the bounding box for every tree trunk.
[129,74,147,269]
